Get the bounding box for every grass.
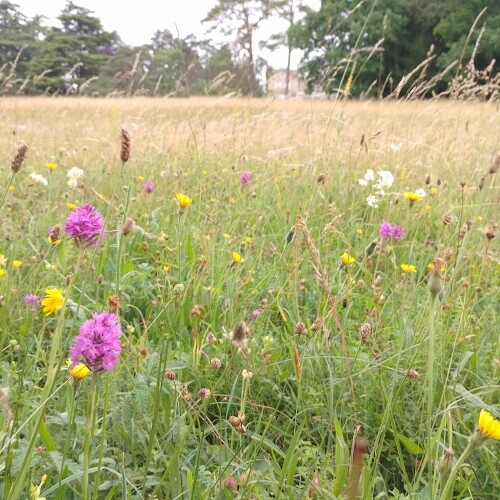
[0,97,499,499]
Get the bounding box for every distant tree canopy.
[0,0,498,98]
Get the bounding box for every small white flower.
[415,188,427,197]
[376,170,394,188]
[67,178,78,189]
[29,173,48,186]
[358,178,368,186]
[390,143,402,152]
[364,169,375,181]
[67,166,84,179]
[242,369,253,380]
[366,195,380,208]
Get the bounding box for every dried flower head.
[295,321,307,336]
[317,173,326,183]
[359,323,371,342]
[198,387,211,400]
[442,212,458,225]
[108,294,120,315]
[229,412,246,433]
[120,127,131,163]
[11,143,28,173]
[231,321,249,352]
[210,358,222,370]
[164,370,176,380]
[69,311,122,372]
[484,224,497,241]
[48,224,62,245]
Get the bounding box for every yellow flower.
[66,359,91,379]
[0,269,5,277]
[176,193,192,208]
[477,215,483,222]
[229,197,235,204]
[356,229,364,235]
[430,187,437,195]
[223,233,231,239]
[404,191,424,202]
[8,185,14,191]
[341,252,355,266]
[477,409,500,440]
[401,263,417,273]
[0,254,7,267]
[47,163,57,170]
[428,262,446,271]
[232,252,244,264]
[202,170,207,175]
[41,288,64,316]
[244,237,252,244]
[425,204,432,211]
[12,260,23,269]
[163,265,169,272]
[66,202,76,210]
[137,175,144,181]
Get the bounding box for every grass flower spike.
[64,204,105,248]
[41,288,64,316]
[176,193,193,208]
[70,311,122,372]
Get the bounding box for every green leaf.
[396,433,423,455]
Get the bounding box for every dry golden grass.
[1,97,499,182]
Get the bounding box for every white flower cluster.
[358,169,394,208]
[67,167,84,188]
[29,172,48,186]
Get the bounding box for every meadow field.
[0,97,498,499]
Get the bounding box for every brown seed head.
[164,370,176,380]
[206,332,216,345]
[317,173,326,183]
[108,294,120,314]
[488,152,500,174]
[122,217,135,235]
[120,127,131,163]
[224,476,238,492]
[11,143,28,173]
[425,174,431,185]
[295,321,307,336]
[210,358,222,370]
[198,387,211,400]
[49,224,62,244]
[405,369,420,379]
[359,323,371,342]
[485,224,496,240]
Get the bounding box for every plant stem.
[0,172,15,210]
[82,373,98,499]
[440,440,475,499]
[427,294,437,497]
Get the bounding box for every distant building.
[267,69,304,98]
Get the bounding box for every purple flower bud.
[144,180,155,193]
[23,294,40,313]
[252,309,261,320]
[379,221,393,239]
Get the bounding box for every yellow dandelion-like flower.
[428,262,446,271]
[477,409,500,440]
[341,252,355,266]
[0,269,6,277]
[232,252,244,264]
[404,191,424,202]
[66,359,91,379]
[163,265,169,272]
[401,263,417,273]
[477,215,483,222]
[176,193,192,208]
[223,233,231,239]
[244,237,252,244]
[182,172,188,177]
[202,170,207,175]
[137,175,144,181]
[356,229,364,235]
[47,163,57,170]
[66,202,76,210]
[12,260,23,270]
[8,185,14,191]
[0,254,7,267]
[229,197,235,204]
[41,288,64,316]
[430,187,437,194]
[425,204,432,211]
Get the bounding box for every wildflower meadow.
[0,97,498,498]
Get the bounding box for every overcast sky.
[15,0,320,69]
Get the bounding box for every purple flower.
[241,171,251,185]
[70,311,122,372]
[379,221,393,239]
[64,204,105,248]
[379,221,406,240]
[252,309,261,320]
[23,294,40,313]
[390,225,406,240]
[144,180,155,193]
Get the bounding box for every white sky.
[15,0,320,69]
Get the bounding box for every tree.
[28,1,119,93]
[0,1,43,93]
[203,0,272,95]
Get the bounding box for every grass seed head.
[11,143,28,173]
[488,152,500,174]
[120,127,131,163]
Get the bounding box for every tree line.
[0,0,498,98]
